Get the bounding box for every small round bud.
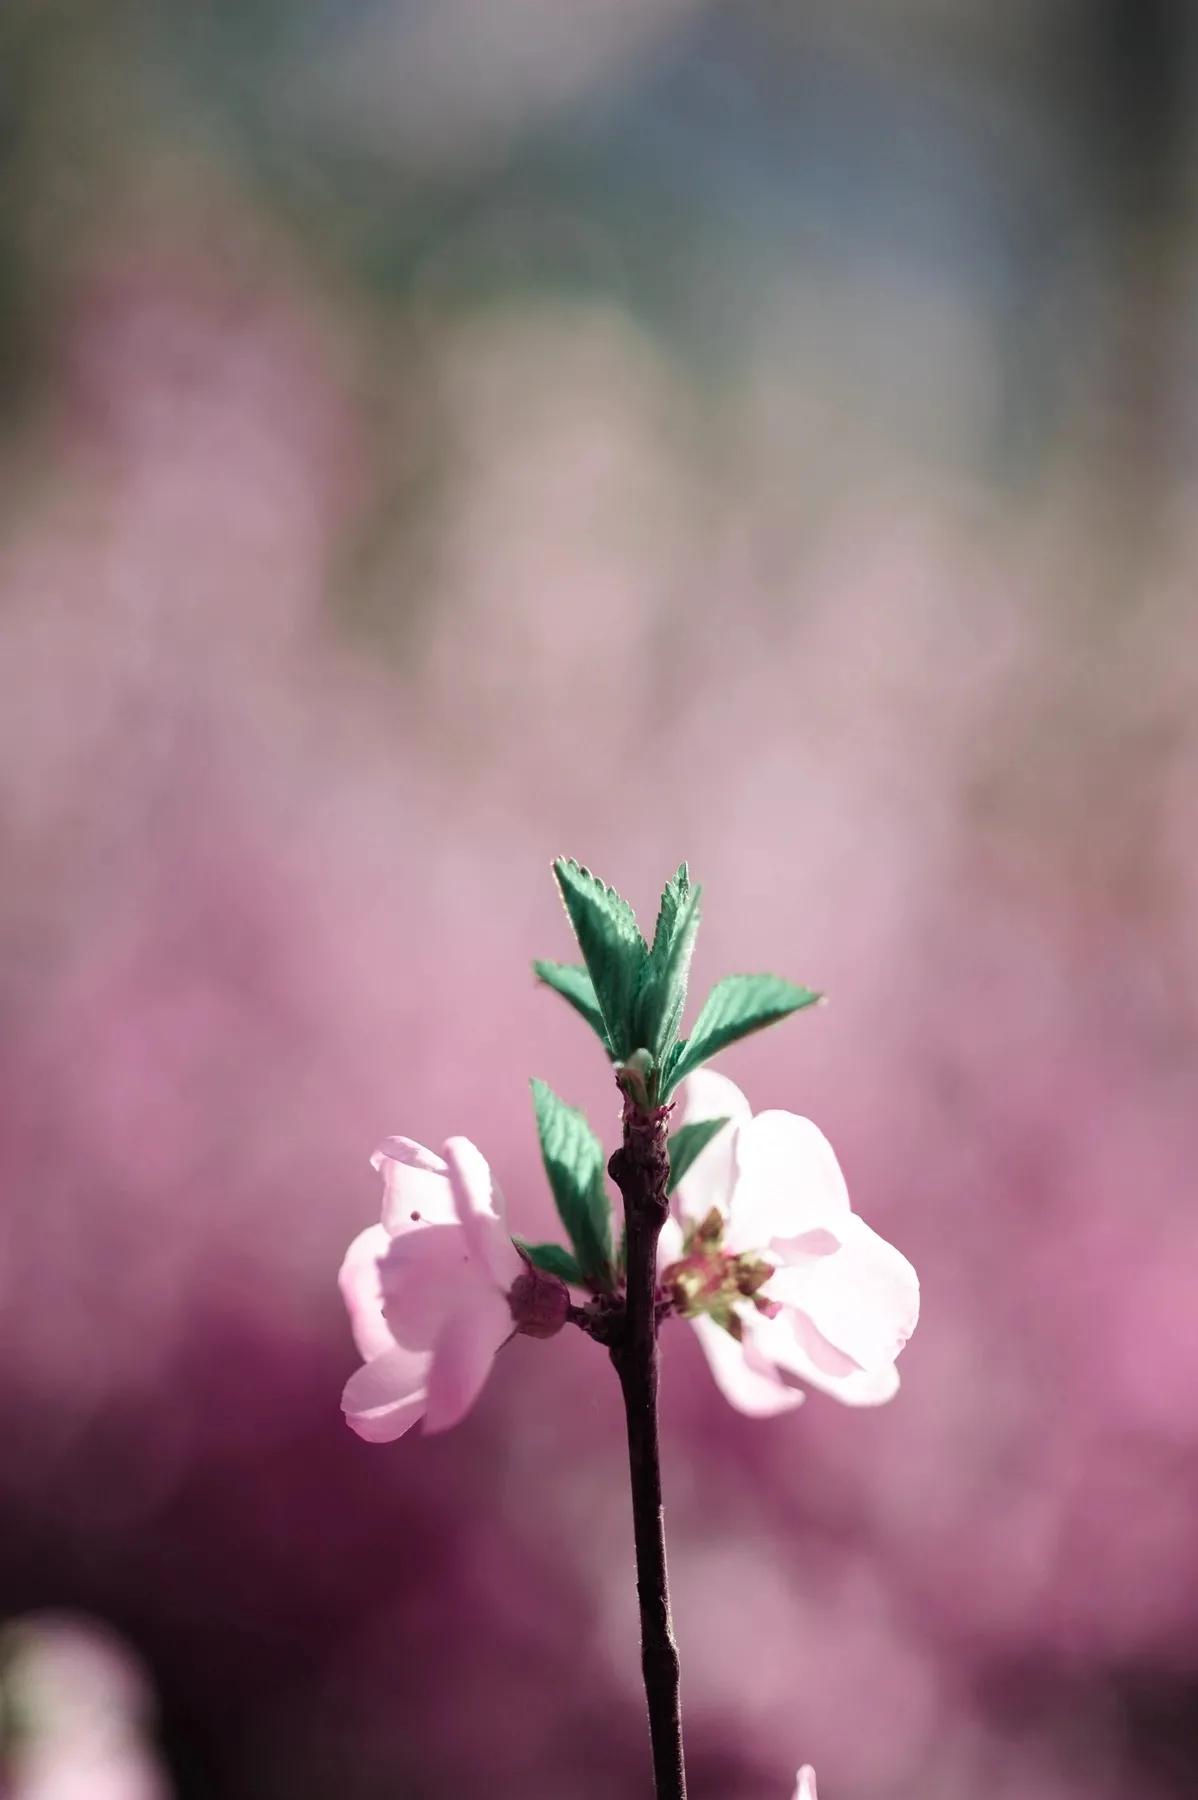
[508,1262,571,1339]
[615,1048,656,1109]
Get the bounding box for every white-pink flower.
[793,1768,818,1800]
[340,1134,563,1442]
[661,1071,919,1414]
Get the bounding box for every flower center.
[662,1208,775,1337]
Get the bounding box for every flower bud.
[508,1261,571,1339]
[615,1048,656,1108]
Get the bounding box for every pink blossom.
[339,1135,548,1442]
[793,1768,818,1800]
[661,1072,919,1414]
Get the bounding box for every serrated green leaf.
[662,1038,688,1088]
[532,960,609,1048]
[514,1239,585,1284]
[663,974,823,1095]
[551,859,647,1060]
[634,866,702,1061]
[649,863,691,962]
[666,1116,731,1194]
[530,1077,614,1285]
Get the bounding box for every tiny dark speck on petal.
[410,1211,421,1221]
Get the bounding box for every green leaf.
[649,863,692,964]
[662,1037,688,1089]
[514,1239,585,1284]
[530,1078,614,1285]
[666,1116,731,1194]
[551,859,647,1060]
[634,864,702,1061]
[663,974,823,1095]
[532,960,609,1048]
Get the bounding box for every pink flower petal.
[755,1307,903,1407]
[370,1138,456,1236]
[422,1288,513,1434]
[379,1223,479,1352]
[341,1345,430,1442]
[677,1068,752,1125]
[338,1224,396,1362]
[771,1227,842,1265]
[372,1136,448,1175]
[729,1110,852,1251]
[691,1313,805,1417]
[793,1767,818,1800]
[784,1302,865,1378]
[674,1070,751,1223]
[771,1213,919,1374]
[443,1136,523,1289]
[657,1214,685,1273]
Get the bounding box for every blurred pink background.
[2,2,1197,1795]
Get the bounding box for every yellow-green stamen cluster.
[662,1208,775,1338]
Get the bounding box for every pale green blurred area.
[3,5,1198,1800]
[4,0,1195,799]
[0,1616,170,1800]
[2,0,1193,499]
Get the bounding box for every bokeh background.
[2,2,1197,1795]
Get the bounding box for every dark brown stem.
[608,1100,687,1800]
